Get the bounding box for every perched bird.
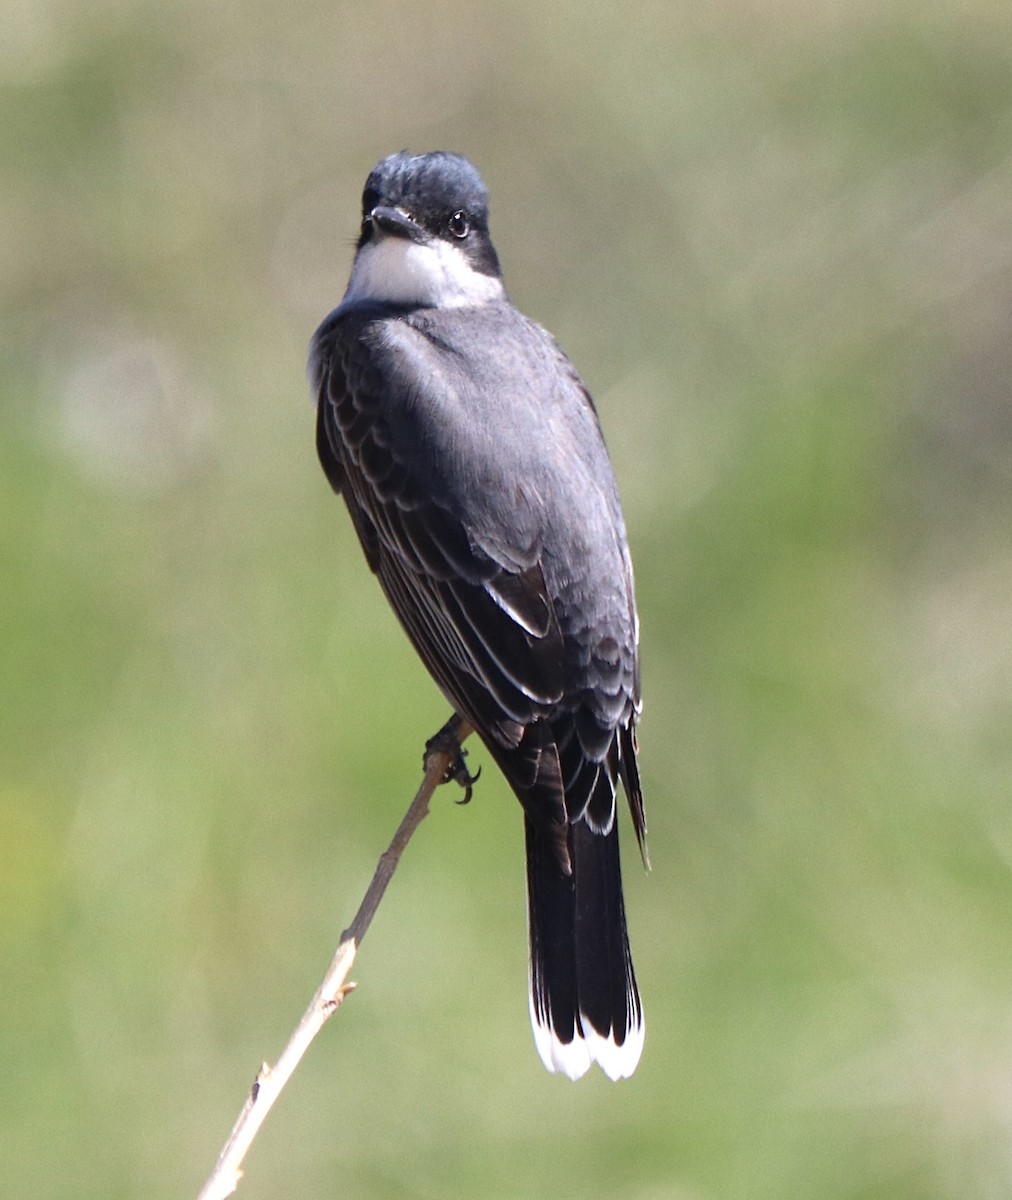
[309,151,646,1080]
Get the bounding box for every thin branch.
[196,717,473,1200]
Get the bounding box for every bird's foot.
[425,715,480,805]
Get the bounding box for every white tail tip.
[530,996,645,1081]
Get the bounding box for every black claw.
[454,763,481,805]
[425,716,480,803]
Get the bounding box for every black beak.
[366,206,426,243]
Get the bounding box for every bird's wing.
[314,305,643,855]
[315,312,567,749]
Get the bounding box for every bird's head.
[343,151,505,310]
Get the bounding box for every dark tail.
[525,813,644,1080]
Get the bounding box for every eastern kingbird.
[309,151,646,1080]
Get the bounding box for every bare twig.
[196,716,473,1200]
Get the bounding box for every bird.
[309,150,646,1080]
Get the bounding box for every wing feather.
[312,302,643,865]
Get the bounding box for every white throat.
[341,235,505,310]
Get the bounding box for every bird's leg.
[424,714,480,805]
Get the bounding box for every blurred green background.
[3,1,1012,1197]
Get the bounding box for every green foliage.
[3,2,1012,1197]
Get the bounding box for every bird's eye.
[448,210,469,238]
